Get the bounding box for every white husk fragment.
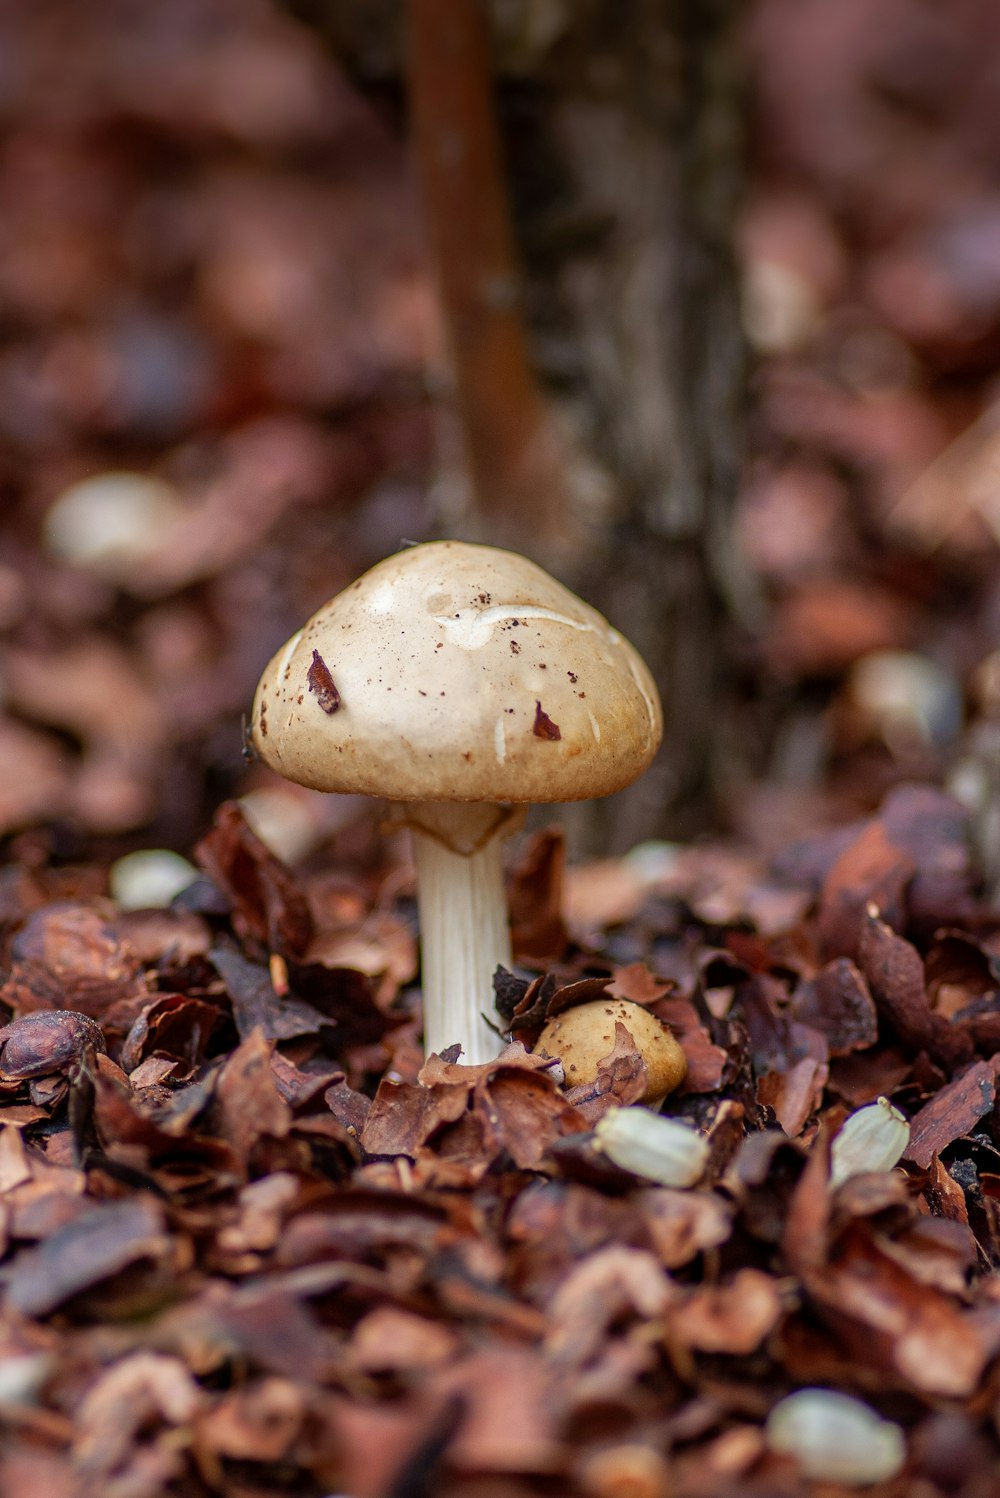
[593,1106,708,1187]
[765,1388,906,1485]
[0,1352,53,1405]
[44,472,181,579]
[830,1095,910,1187]
[109,849,199,911]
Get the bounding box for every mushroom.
[250,541,661,1064]
[534,998,687,1105]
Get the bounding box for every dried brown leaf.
[350,1306,460,1374]
[7,1196,173,1317]
[635,1188,733,1268]
[1,905,148,1026]
[860,907,973,1068]
[782,1113,835,1275]
[904,1058,998,1169]
[195,800,313,957]
[195,1376,306,1463]
[757,1049,829,1136]
[791,957,879,1055]
[508,827,568,963]
[875,1216,978,1296]
[325,1391,460,1498]
[669,1268,783,1354]
[74,1352,203,1477]
[436,1347,563,1473]
[545,1245,675,1369]
[609,962,674,1006]
[807,1225,988,1396]
[210,944,329,1043]
[484,1066,588,1167]
[273,1188,451,1269]
[818,821,913,961]
[654,994,729,1093]
[213,1028,292,1151]
[119,993,219,1074]
[360,1077,469,1157]
[0,1009,106,1079]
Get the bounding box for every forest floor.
[5,2,1000,1494]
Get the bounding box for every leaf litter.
[0,788,998,1494]
[5,1,1000,1492]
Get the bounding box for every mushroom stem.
[404,801,514,1065]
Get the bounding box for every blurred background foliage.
[3,0,1000,873]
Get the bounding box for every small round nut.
[534,998,686,1104]
[578,1441,671,1498]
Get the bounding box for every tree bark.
[281,0,751,847]
[500,1,750,849]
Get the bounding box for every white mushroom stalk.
[403,802,514,1064]
[250,541,662,1067]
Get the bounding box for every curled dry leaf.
[608,962,674,1006]
[804,1224,989,1397]
[119,993,220,1075]
[434,1347,564,1474]
[790,957,879,1055]
[6,1197,174,1317]
[653,994,729,1094]
[766,1055,831,1138]
[0,1010,106,1079]
[73,1353,204,1478]
[195,1376,307,1464]
[858,906,972,1068]
[349,1306,460,1374]
[669,1268,784,1355]
[209,944,329,1044]
[213,1028,292,1152]
[362,1043,584,1173]
[817,821,914,961]
[195,800,314,957]
[1,905,148,1026]
[215,1171,302,1258]
[544,1245,675,1368]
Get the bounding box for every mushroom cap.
[251,541,662,804]
[534,998,687,1104]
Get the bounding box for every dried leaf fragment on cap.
[307,649,341,713]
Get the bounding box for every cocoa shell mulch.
[2,783,1000,1495]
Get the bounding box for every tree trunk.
[501,2,750,849]
[282,0,751,847]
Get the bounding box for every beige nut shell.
[535,998,687,1104]
[251,541,662,804]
